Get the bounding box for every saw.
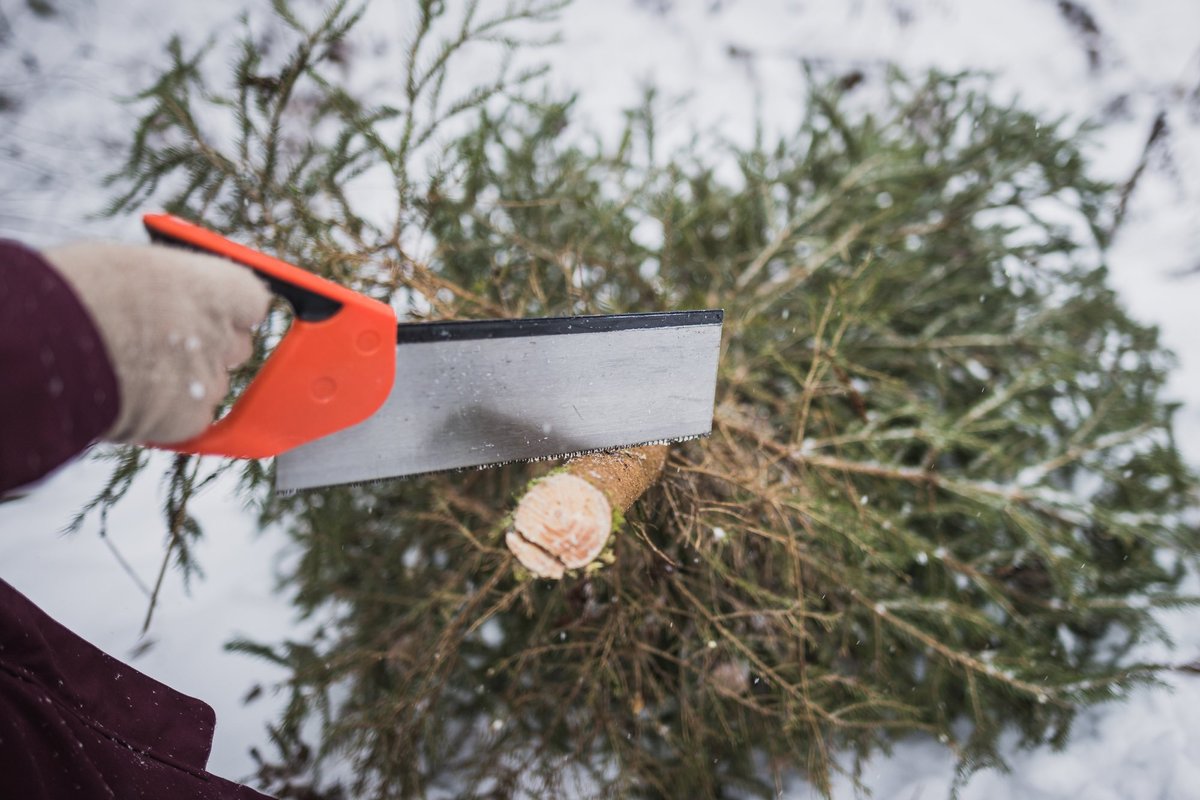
[142,214,723,492]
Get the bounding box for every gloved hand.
[43,243,271,445]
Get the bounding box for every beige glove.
[44,243,271,445]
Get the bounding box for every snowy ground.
[1,0,1198,796]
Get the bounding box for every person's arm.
[0,241,119,492]
[0,238,270,494]
[0,236,275,798]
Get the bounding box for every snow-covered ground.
[1,0,1198,796]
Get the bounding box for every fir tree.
[89,1,1198,797]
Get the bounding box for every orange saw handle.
[142,213,397,458]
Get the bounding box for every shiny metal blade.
[275,311,723,492]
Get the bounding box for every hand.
[44,243,271,445]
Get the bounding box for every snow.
[2,0,1199,795]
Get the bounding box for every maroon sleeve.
[0,240,120,492]
[0,578,274,798]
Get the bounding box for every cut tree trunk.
[506,444,668,579]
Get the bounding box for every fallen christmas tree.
[88,1,1199,797]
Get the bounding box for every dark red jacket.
[0,240,118,491]
[0,241,272,799]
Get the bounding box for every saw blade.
[275,310,723,492]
